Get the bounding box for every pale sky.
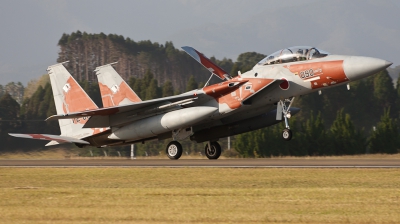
[1,0,399,85]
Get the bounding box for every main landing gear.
[166,141,183,160]
[204,141,221,160]
[165,140,222,160]
[278,97,295,141]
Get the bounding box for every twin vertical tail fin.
[95,62,142,107]
[47,62,100,141]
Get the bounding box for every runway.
[0,158,399,167]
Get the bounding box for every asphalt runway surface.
[0,158,399,167]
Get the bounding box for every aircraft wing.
[182,46,232,80]
[242,79,286,105]
[46,92,205,122]
[8,133,90,145]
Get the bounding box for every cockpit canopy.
[257,46,330,65]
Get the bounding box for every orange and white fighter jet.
[10,46,392,160]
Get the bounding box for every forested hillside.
[57,31,235,92]
[0,31,399,157]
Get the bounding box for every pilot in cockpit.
[296,49,307,61]
[266,56,275,64]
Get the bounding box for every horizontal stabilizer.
[8,133,89,145]
[182,46,232,80]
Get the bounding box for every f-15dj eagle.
[10,46,392,160]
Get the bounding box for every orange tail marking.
[98,82,141,107]
[62,77,98,114]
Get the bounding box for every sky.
[1,0,399,85]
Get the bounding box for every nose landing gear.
[282,128,292,141]
[277,97,295,141]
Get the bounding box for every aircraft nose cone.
[344,56,392,81]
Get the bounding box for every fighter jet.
[10,46,392,160]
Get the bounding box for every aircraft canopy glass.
[257,46,330,65]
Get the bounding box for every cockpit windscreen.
[257,46,330,65]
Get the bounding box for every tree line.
[0,31,399,156]
[234,108,399,157]
[1,66,399,157]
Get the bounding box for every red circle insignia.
[280,78,289,90]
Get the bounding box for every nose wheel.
[166,141,183,160]
[282,129,292,141]
[205,141,221,160]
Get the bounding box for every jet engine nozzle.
[343,56,392,81]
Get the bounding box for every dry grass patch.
[0,168,399,224]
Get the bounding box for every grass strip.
[0,168,399,223]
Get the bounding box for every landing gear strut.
[278,97,295,141]
[205,141,221,160]
[166,141,183,160]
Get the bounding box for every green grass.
[0,168,399,223]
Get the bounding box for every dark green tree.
[23,85,45,119]
[369,108,399,154]
[230,52,266,75]
[162,80,174,97]
[141,70,157,99]
[373,70,397,110]
[0,93,23,151]
[233,131,255,158]
[128,77,136,89]
[300,111,331,156]
[133,79,144,99]
[186,76,198,92]
[330,109,366,155]
[0,93,20,124]
[254,126,279,157]
[145,79,160,100]
[165,41,178,58]
[37,83,52,118]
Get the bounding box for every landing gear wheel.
[166,141,183,160]
[282,129,292,141]
[205,141,221,160]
